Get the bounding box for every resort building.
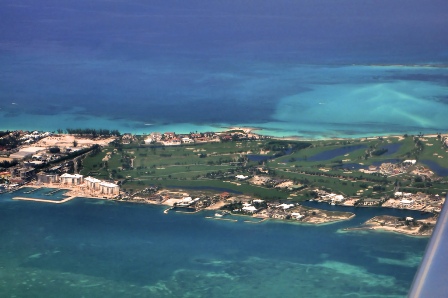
[85,176,102,191]
[37,172,59,184]
[60,173,84,185]
[14,167,36,181]
[99,181,119,195]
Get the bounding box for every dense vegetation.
[64,128,121,137]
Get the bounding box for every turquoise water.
[1,63,448,139]
[0,189,429,297]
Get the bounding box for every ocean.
[1,1,448,138]
[0,188,430,297]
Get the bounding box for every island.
[1,128,445,235]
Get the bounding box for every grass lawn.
[81,135,448,201]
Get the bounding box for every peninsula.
[1,128,445,235]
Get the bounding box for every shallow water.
[0,191,429,297]
[1,61,448,139]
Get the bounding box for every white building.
[400,199,414,206]
[99,181,119,195]
[60,173,83,185]
[85,176,102,191]
[278,203,294,210]
[181,137,193,144]
[291,212,304,220]
[242,205,257,213]
[330,194,345,203]
[403,160,417,165]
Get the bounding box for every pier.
[45,189,62,196]
[24,188,40,194]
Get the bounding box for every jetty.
[12,196,76,204]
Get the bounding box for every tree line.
[64,128,121,137]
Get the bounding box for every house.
[220,192,231,199]
[181,137,193,144]
[362,198,382,206]
[242,205,257,213]
[331,195,345,203]
[163,132,175,139]
[291,212,303,220]
[400,199,414,207]
[278,203,294,210]
[0,171,11,179]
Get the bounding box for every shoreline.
[7,184,437,236]
[1,118,444,141]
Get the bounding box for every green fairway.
[80,133,448,201]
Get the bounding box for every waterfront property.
[99,181,120,195]
[60,173,84,185]
[37,172,59,184]
[85,176,102,191]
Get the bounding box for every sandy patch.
[162,198,183,206]
[205,200,227,210]
[275,181,293,188]
[34,135,116,147]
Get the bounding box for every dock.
[12,196,76,204]
[24,187,40,194]
[45,189,62,196]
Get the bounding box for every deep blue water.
[0,189,430,297]
[1,1,448,138]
